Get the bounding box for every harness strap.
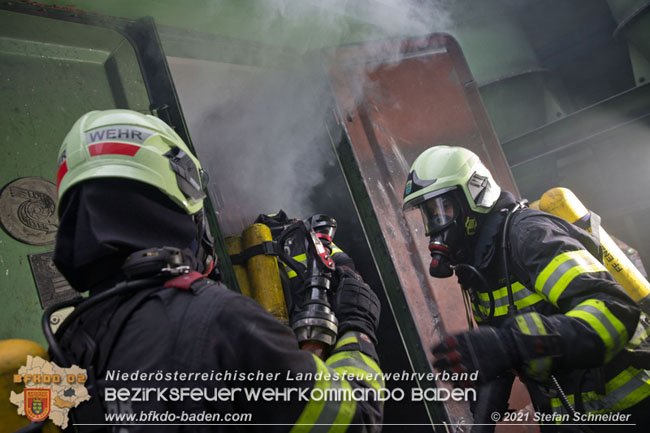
[502,200,528,315]
[95,286,161,374]
[229,241,278,265]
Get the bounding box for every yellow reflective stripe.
[359,353,383,385]
[536,250,588,296]
[528,313,552,379]
[551,367,650,414]
[280,254,307,265]
[478,282,527,301]
[515,315,532,334]
[473,282,544,318]
[627,317,650,349]
[517,293,546,309]
[329,379,356,433]
[290,357,335,432]
[330,364,382,393]
[551,393,575,409]
[290,355,356,433]
[566,299,628,362]
[474,293,544,317]
[601,368,650,412]
[334,332,359,350]
[530,312,546,332]
[535,250,606,307]
[330,242,344,256]
[514,313,552,380]
[327,352,384,389]
[282,253,308,279]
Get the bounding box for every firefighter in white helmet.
[51,109,383,432]
[403,145,650,432]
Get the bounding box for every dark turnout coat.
[467,192,650,430]
[57,275,384,433]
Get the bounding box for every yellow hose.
[539,187,650,314]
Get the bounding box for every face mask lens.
[420,195,456,236]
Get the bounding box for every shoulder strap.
[501,200,528,315]
[95,273,213,372]
[94,286,161,373]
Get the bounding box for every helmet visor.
[419,194,458,236]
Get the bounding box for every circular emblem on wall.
[0,177,58,245]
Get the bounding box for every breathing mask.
[418,190,476,278]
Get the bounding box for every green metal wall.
[0,9,150,345]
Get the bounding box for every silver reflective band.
[86,125,154,144]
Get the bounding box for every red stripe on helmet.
[56,161,68,191]
[88,142,140,157]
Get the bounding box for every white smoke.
[167,1,452,235]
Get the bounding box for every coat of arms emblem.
[24,389,51,422]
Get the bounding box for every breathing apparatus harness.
[281,215,339,356]
[229,214,340,357]
[40,246,213,433]
[449,200,527,325]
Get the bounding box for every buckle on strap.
[229,241,278,265]
[164,271,204,291]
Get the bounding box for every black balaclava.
[54,178,198,294]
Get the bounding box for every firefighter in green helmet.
[50,109,383,432]
[403,145,650,432]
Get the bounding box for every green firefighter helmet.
[56,109,205,216]
[403,145,501,215]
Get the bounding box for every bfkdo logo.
[25,389,51,422]
[10,356,91,429]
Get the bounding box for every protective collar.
[471,191,518,269]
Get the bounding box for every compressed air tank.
[539,187,650,314]
[224,234,253,298]
[241,224,289,324]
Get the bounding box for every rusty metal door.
[326,33,520,429]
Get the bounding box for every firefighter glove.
[432,316,564,386]
[332,267,380,344]
[432,326,518,386]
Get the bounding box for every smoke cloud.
[168,0,452,235]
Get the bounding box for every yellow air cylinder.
[539,187,650,314]
[224,234,253,298]
[0,339,60,432]
[242,223,289,324]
